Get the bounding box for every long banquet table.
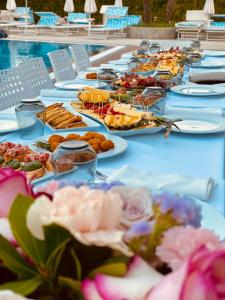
[1,52,225,217]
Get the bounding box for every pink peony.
[156,226,223,270]
[0,168,33,217]
[27,186,131,255]
[148,246,225,300]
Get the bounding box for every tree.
[143,0,152,24]
[165,0,176,22]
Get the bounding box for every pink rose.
[148,246,225,300]
[0,168,33,217]
[27,186,131,255]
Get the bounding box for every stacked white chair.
[48,49,77,82]
[69,44,91,73]
[0,67,28,110]
[19,57,53,98]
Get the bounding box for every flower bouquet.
[0,168,224,300]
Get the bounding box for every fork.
[88,169,108,181]
[95,170,108,181]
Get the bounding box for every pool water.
[0,40,107,70]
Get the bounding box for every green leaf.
[46,238,71,278]
[58,276,81,292]
[9,194,46,265]
[70,249,82,281]
[44,224,72,257]
[0,277,43,296]
[89,262,127,278]
[0,234,36,278]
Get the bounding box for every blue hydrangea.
[152,192,202,227]
[58,180,124,191]
[126,220,154,240]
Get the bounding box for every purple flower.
[152,192,202,227]
[125,220,154,241]
[59,180,124,191]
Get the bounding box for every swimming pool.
[0,40,108,70]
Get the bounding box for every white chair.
[0,67,28,110]
[69,44,91,73]
[176,10,209,40]
[19,57,53,98]
[48,49,77,82]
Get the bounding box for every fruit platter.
[113,73,159,90]
[34,131,128,159]
[71,87,180,137]
[0,142,52,182]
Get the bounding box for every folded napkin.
[189,72,225,83]
[107,165,215,201]
[40,89,77,99]
[164,106,223,118]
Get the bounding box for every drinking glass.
[15,99,46,140]
[97,68,118,89]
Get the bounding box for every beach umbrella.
[84,0,97,15]
[6,0,16,10]
[203,0,215,15]
[64,0,74,13]
[114,0,123,6]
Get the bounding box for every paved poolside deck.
[7,33,225,51]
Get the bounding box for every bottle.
[15,99,46,140]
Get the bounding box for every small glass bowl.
[52,140,97,184]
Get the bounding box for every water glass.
[52,140,97,184]
[140,86,167,115]
[149,43,161,54]
[97,68,118,88]
[140,40,151,51]
[15,99,46,140]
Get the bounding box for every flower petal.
[0,290,28,299]
[95,274,154,300]
[82,279,103,300]
[26,196,52,240]
[73,230,132,256]
[0,173,31,217]
[126,256,162,280]
[0,218,15,243]
[147,259,189,300]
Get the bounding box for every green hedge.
[1,0,225,24]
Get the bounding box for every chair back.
[68,12,89,24]
[105,6,128,17]
[69,44,91,73]
[35,12,59,26]
[123,15,142,26]
[186,10,209,22]
[105,17,127,29]
[48,49,76,82]
[19,57,53,98]
[0,67,28,110]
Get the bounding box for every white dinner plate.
[54,80,107,90]
[37,131,128,159]
[191,61,225,68]
[164,114,225,134]
[0,115,35,133]
[108,58,130,65]
[204,50,225,57]
[171,84,225,96]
